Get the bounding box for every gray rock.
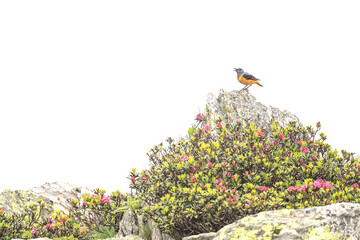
[117,209,174,240]
[105,235,145,240]
[205,89,301,132]
[1,182,93,216]
[118,210,140,236]
[278,229,303,240]
[182,232,216,240]
[186,202,360,240]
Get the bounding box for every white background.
[1,1,359,194]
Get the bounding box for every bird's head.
[233,68,244,74]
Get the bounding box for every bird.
[234,68,263,91]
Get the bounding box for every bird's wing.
[243,73,260,81]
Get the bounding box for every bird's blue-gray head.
[233,68,245,76]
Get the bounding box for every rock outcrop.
[117,209,174,240]
[183,202,360,240]
[0,182,93,216]
[205,89,301,131]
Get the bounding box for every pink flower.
[323,182,333,190]
[207,162,213,168]
[279,134,285,140]
[297,140,302,146]
[316,121,321,128]
[265,145,270,150]
[141,175,147,180]
[48,217,55,223]
[300,147,310,153]
[257,131,265,137]
[181,155,189,161]
[196,113,204,120]
[287,186,300,192]
[91,194,97,198]
[299,159,303,164]
[301,184,307,192]
[313,179,323,188]
[311,179,332,190]
[217,122,222,128]
[80,226,89,233]
[237,121,241,125]
[191,177,195,182]
[312,154,316,160]
[249,201,253,205]
[259,200,262,205]
[221,161,226,167]
[326,199,330,204]
[102,196,110,203]
[131,177,136,182]
[232,189,235,193]
[195,164,200,169]
[258,186,268,191]
[234,194,239,200]
[60,218,67,222]
[45,224,51,228]
[352,184,359,189]
[232,162,236,167]
[82,202,87,207]
[227,198,232,204]
[202,125,211,132]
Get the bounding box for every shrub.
[68,189,126,233]
[130,113,360,239]
[0,189,128,239]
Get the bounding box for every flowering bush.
[130,113,360,239]
[0,189,128,239]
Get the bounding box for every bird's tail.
[254,81,263,87]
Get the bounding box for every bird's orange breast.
[237,75,252,85]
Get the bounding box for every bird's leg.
[240,85,248,91]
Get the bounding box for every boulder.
[117,209,174,240]
[184,202,360,240]
[0,182,93,216]
[205,89,301,131]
